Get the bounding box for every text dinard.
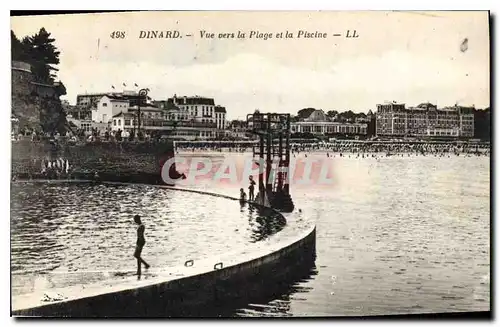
[139,31,182,39]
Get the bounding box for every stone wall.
[11,61,67,132]
[11,140,181,184]
[11,66,41,128]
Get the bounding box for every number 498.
[110,31,126,39]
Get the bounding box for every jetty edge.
[12,185,316,317]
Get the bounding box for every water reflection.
[207,262,318,318]
[236,265,319,317]
[11,182,288,296]
[246,204,287,243]
[152,246,318,318]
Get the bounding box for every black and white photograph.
[9,10,491,318]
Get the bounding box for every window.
[113,120,116,126]
[125,119,130,126]
[103,103,108,107]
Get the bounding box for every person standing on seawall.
[133,215,150,278]
[248,176,256,202]
[240,188,247,202]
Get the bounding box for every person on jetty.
[248,176,256,202]
[240,188,247,202]
[133,215,150,278]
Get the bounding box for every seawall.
[11,140,183,184]
[11,184,316,317]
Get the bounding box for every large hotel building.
[376,102,474,138]
[71,92,227,140]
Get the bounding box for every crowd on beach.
[174,141,490,158]
[290,142,490,157]
[11,128,159,143]
[11,128,490,158]
[175,143,249,153]
[12,126,490,159]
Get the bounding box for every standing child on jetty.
[240,188,247,202]
[133,215,150,278]
[248,176,256,201]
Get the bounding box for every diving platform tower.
[246,111,295,212]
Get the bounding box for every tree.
[11,31,27,62]
[20,28,60,83]
[11,28,66,133]
[326,110,338,118]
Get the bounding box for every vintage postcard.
[10,11,490,318]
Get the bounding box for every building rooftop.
[112,111,134,118]
[77,92,112,98]
[168,95,215,106]
[416,102,437,108]
[105,95,131,102]
[79,92,150,101]
[380,101,405,105]
[215,106,227,113]
[303,109,328,122]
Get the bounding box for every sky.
[11,11,490,120]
